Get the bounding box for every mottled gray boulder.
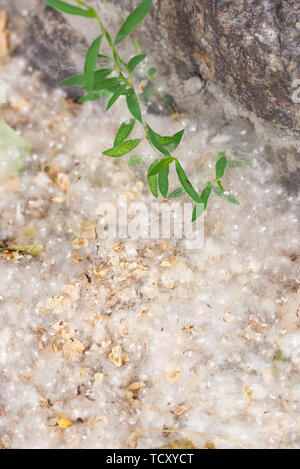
[2,0,300,135]
[0,0,299,189]
[140,0,300,134]
[5,0,88,100]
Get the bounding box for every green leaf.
[84,35,103,90]
[103,139,142,157]
[98,54,114,62]
[148,157,175,176]
[44,0,97,17]
[115,0,153,45]
[215,152,228,180]
[93,77,122,91]
[147,160,159,198]
[146,124,170,156]
[114,119,136,146]
[217,180,224,190]
[149,128,184,153]
[74,0,89,6]
[106,84,127,111]
[168,187,184,198]
[61,69,112,88]
[60,74,85,86]
[128,53,147,73]
[127,154,143,166]
[192,203,205,222]
[134,39,142,54]
[175,161,201,203]
[212,185,240,205]
[200,183,212,209]
[78,90,110,103]
[92,69,113,83]
[158,165,169,198]
[126,88,142,122]
[147,66,157,77]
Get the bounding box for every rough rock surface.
[0,0,299,185]
[3,0,300,134]
[141,0,300,134]
[3,1,87,100]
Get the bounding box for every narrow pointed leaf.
[75,0,88,7]
[168,187,184,198]
[147,160,159,198]
[147,66,157,77]
[126,88,142,122]
[158,165,169,198]
[93,77,122,91]
[175,161,201,203]
[106,84,127,111]
[115,0,153,45]
[128,53,147,73]
[98,54,114,62]
[61,69,112,88]
[149,127,184,153]
[78,90,110,103]
[93,68,114,83]
[148,157,175,176]
[60,74,86,86]
[127,154,143,166]
[134,39,142,54]
[103,139,142,157]
[200,183,212,209]
[114,119,136,146]
[192,203,205,222]
[44,0,97,17]
[84,35,103,90]
[146,124,170,156]
[215,152,228,180]
[212,185,240,205]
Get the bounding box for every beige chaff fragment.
[244,386,254,404]
[109,345,129,367]
[94,372,104,382]
[64,283,80,302]
[72,238,88,249]
[93,266,108,278]
[127,381,146,392]
[46,295,71,314]
[62,338,85,360]
[174,404,190,416]
[56,172,70,192]
[161,273,174,289]
[56,414,73,428]
[165,364,181,384]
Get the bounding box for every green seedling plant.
[44,0,240,221]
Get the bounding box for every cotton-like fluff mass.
[0,43,299,449]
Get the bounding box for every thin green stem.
[146,73,175,115]
[95,13,134,88]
